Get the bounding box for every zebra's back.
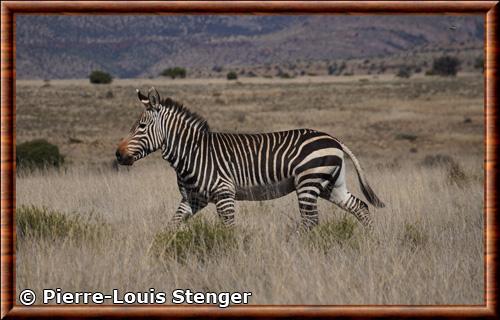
[210,129,344,196]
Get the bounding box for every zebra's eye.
[138,123,147,129]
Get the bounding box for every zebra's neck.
[160,107,209,175]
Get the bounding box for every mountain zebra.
[116,88,385,229]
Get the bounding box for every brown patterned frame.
[1,1,498,318]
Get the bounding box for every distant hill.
[16,15,483,79]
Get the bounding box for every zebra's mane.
[160,97,210,132]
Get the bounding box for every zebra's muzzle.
[115,149,134,166]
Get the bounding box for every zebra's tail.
[336,139,385,208]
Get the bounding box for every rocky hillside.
[16,15,483,79]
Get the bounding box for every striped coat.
[116,88,384,229]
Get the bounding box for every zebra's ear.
[136,89,150,106]
[148,87,161,111]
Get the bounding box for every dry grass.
[16,156,483,305]
[15,75,484,305]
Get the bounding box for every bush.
[278,71,293,79]
[160,67,187,79]
[395,133,417,142]
[396,66,412,78]
[430,56,460,76]
[420,154,468,186]
[327,64,338,75]
[305,217,359,253]
[151,218,237,263]
[89,70,112,84]
[16,139,64,171]
[421,154,455,168]
[226,71,238,80]
[212,65,223,73]
[16,205,106,242]
[474,56,484,72]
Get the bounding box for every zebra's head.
[115,87,165,166]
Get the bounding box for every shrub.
[160,67,187,79]
[278,71,293,79]
[16,205,106,242]
[305,217,359,253]
[430,56,460,76]
[421,154,455,168]
[16,139,64,171]
[104,90,114,99]
[89,70,112,84]
[447,163,468,186]
[151,218,237,263]
[234,111,246,123]
[226,71,238,80]
[395,133,417,142]
[327,64,338,75]
[474,56,484,72]
[212,65,223,73]
[420,154,468,186]
[396,66,412,78]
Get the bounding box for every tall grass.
[16,157,483,304]
[16,205,107,243]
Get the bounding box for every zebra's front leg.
[169,198,207,228]
[169,199,192,228]
[214,189,237,227]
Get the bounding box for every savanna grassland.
[15,73,484,305]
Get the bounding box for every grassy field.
[15,74,484,305]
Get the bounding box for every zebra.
[116,87,385,230]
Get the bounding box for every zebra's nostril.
[115,150,122,161]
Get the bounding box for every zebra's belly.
[235,178,295,201]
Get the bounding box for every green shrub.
[327,64,338,75]
[16,205,106,242]
[474,56,484,72]
[430,56,460,76]
[16,139,64,171]
[226,71,238,80]
[89,70,112,84]
[305,217,359,252]
[160,67,186,79]
[396,66,412,78]
[395,133,418,142]
[151,218,237,263]
[278,71,293,79]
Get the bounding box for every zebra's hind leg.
[296,186,321,230]
[323,185,373,230]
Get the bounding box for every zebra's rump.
[235,178,295,201]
